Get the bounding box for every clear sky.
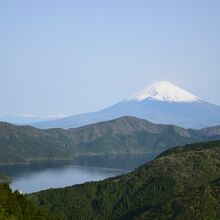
[0,0,220,118]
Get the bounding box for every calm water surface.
[0,153,158,193]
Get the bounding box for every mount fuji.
[32,81,220,129]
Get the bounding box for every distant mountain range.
[31,81,220,129]
[1,116,220,165]
[0,114,66,124]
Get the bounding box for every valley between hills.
[1,116,220,219]
[0,140,219,219]
[1,0,220,219]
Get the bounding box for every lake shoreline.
[0,151,161,167]
[1,153,157,194]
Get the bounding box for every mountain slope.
[32,81,220,129]
[0,116,220,165]
[31,140,220,220]
[127,81,199,102]
[0,182,56,220]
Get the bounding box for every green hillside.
[31,140,220,220]
[0,183,57,220]
[0,116,220,164]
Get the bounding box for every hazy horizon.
[1,0,220,118]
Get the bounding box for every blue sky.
[0,0,220,118]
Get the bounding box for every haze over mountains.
[31,81,220,129]
[0,114,65,124]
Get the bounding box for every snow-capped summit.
[128,81,200,102]
[32,80,220,129]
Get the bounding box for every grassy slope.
[1,116,220,164]
[31,140,220,220]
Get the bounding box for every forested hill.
[31,140,220,220]
[0,116,220,164]
[0,183,57,220]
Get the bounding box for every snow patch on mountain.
[127,81,200,102]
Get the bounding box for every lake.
[0,153,158,193]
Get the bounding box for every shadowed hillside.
[1,116,220,165]
[31,140,220,220]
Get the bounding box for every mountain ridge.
[31,140,220,220]
[1,116,220,165]
[127,81,200,102]
[31,81,220,129]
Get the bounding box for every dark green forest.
[0,182,57,220]
[1,116,220,165]
[29,140,220,220]
[0,140,219,219]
